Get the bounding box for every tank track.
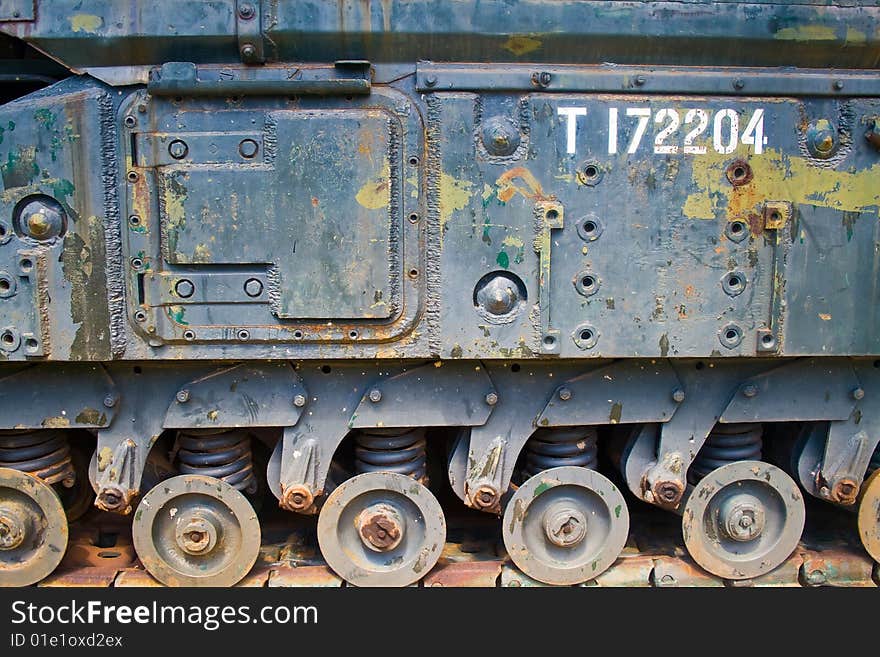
[34,504,880,588]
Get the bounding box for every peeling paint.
[355,164,391,209]
[502,35,543,56]
[684,149,880,221]
[70,14,103,34]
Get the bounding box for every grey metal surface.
[502,466,630,585]
[132,474,261,587]
[858,470,880,564]
[316,471,445,587]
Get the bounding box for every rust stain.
[495,167,552,203]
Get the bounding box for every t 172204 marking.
[557,106,768,156]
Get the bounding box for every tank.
[0,0,879,588]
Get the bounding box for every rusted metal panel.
[268,565,343,588]
[651,556,724,587]
[589,556,655,588]
[423,560,503,588]
[38,567,120,588]
[800,549,877,587]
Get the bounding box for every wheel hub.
[543,505,587,547]
[719,493,765,542]
[357,503,404,552]
[0,506,25,550]
[175,513,219,555]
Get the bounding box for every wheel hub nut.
[543,506,587,547]
[356,503,403,552]
[471,484,500,510]
[719,494,765,542]
[175,514,219,555]
[0,509,25,550]
[281,484,313,512]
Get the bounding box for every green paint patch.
[167,305,189,325]
[533,481,553,497]
[609,402,623,424]
[34,108,55,130]
[496,250,510,269]
[482,216,492,245]
[614,504,622,518]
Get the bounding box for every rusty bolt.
[672,388,686,403]
[831,478,859,505]
[243,278,263,297]
[357,503,404,552]
[175,514,218,555]
[368,389,382,403]
[238,3,255,19]
[852,387,865,401]
[137,103,147,114]
[96,486,127,513]
[103,394,118,408]
[293,394,306,407]
[531,71,552,88]
[558,387,572,401]
[485,392,498,406]
[168,139,188,159]
[0,510,25,550]
[281,484,314,512]
[653,480,684,506]
[742,384,758,398]
[176,389,190,403]
[472,485,500,510]
[865,118,880,149]
[804,569,827,586]
[240,44,257,59]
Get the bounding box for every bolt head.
[485,392,498,406]
[719,494,765,542]
[474,273,522,317]
[168,139,188,159]
[424,75,437,87]
[481,116,520,157]
[852,387,865,401]
[368,389,382,403]
[243,278,263,297]
[96,486,128,513]
[176,389,190,403]
[103,394,117,408]
[672,388,685,403]
[240,44,257,59]
[175,279,195,298]
[558,387,572,401]
[16,197,66,241]
[281,485,314,512]
[472,485,499,510]
[238,3,255,19]
[653,480,684,506]
[742,384,758,398]
[175,514,218,555]
[293,394,306,407]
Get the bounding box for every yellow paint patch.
[439,173,474,227]
[502,36,542,56]
[683,148,880,220]
[502,235,524,248]
[41,416,71,428]
[819,313,832,321]
[775,25,836,41]
[70,14,103,34]
[845,27,867,44]
[355,164,391,210]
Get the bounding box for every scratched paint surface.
[436,94,880,359]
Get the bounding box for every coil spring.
[689,423,763,483]
[522,427,598,479]
[354,429,427,481]
[175,429,257,493]
[0,430,76,487]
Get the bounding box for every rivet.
[742,384,758,398]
